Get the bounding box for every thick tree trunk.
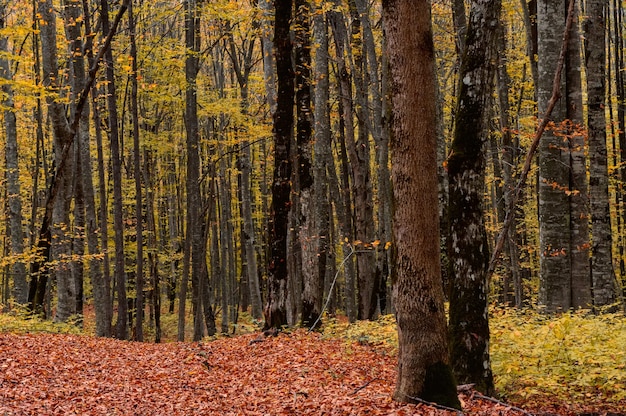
[264,0,293,330]
[447,0,499,395]
[385,0,460,408]
[585,0,618,307]
[538,0,577,311]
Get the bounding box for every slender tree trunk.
[585,0,617,307]
[129,0,144,341]
[565,0,591,309]
[385,0,460,408]
[185,0,205,341]
[38,0,76,322]
[143,150,161,341]
[101,0,128,338]
[227,32,263,319]
[311,6,331,327]
[0,4,27,304]
[264,0,294,330]
[496,22,522,306]
[81,0,109,336]
[294,0,320,328]
[328,7,359,321]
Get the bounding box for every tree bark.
[537,0,590,311]
[447,0,499,395]
[185,0,206,341]
[129,0,144,342]
[264,0,294,330]
[385,0,460,408]
[584,0,618,307]
[101,0,128,338]
[0,3,27,305]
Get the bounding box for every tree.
[185,0,211,341]
[0,1,27,305]
[584,0,617,307]
[537,0,591,311]
[264,0,294,330]
[384,0,460,408]
[447,0,500,395]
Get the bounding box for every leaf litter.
[0,330,595,415]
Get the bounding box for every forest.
[1,0,626,414]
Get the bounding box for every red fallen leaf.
[0,330,623,415]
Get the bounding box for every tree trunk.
[447,0,499,395]
[538,0,582,312]
[129,0,144,341]
[81,0,110,336]
[385,0,460,408]
[294,0,320,328]
[184,0,206,341]
[264,0,293,330]
[311,6,331,327]
[0,4,27,305]
[39,0,76,322]
[101,0,128,338]
[584,0,618,307]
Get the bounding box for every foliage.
[323,310,626,413]
[490,307,626,411]
[0,308,81,335]
[3,308,626,413]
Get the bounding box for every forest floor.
[0,323,624,416]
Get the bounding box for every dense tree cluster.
[0,0,623,404]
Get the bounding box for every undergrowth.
[321,308,626,408]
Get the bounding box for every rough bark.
[264,0,293,330]
[565,0,591,309]
[311,7,331,327]
[385,0,460,408]
[294,0,320,328]
[185,0,206,341]
[447,0,499,395]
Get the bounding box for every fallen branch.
[349,378,380,395]
[470,391,535,416]
[402,393,465,415]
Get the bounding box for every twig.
[470,391,535,416]
[487,0,576,277]
[402,393,465,415]
[349,378,380,395]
